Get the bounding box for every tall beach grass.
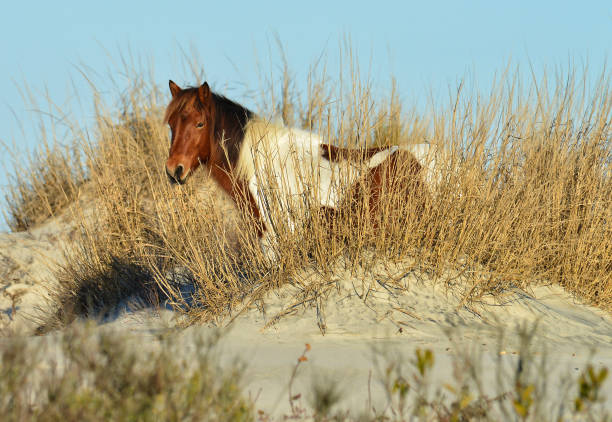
[2,49,610,326]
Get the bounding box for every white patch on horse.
[241,120,358,228]
[367,146,399,168]
[239,119,440,250]
[399,143,441,188]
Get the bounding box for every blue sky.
[1,1,611,229]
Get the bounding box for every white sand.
[104,263,612,417]
[1,212,611,418]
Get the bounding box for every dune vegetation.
[3,50,609,328]
[0,47,610,420]
[1,322,610,421]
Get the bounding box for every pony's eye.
[196,122,205,128]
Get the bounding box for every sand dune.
[201,267,612,415]
[2,217,610,418]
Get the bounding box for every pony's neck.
[209,93,254,174]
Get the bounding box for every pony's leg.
[210,167,267,237]
[259,230,279,263]
[208,164,283,263]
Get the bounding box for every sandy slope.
[1,213,611,418]
[196,270,612,415]
[103,263,612,416]
[0,222,71,332]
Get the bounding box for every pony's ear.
[198,82,211,103]
[169,80,182,98]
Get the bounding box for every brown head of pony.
[164,80,253,184]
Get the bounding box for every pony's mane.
[234,118,288,181]
[163,87,253,124]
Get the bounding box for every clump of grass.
[0,324,253,421]
[256,325,609,420]
[308,373,345,421]
[36,103,172,329]
[350,326,610,421]
[2,138,87,231]
[2,82,90,232]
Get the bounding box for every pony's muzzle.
[166,163,186,184]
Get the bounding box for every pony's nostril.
[174,164,184,179]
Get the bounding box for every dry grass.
[0,324,253,421]
[3,49,610,326]
[2,138,86,231]
[362,325,610,421]
[1,84,89,231]
[1,322,608,421]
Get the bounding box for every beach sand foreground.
[1,216,611,418]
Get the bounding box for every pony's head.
[164,80,215,184]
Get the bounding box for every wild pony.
[164,81,438,256]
